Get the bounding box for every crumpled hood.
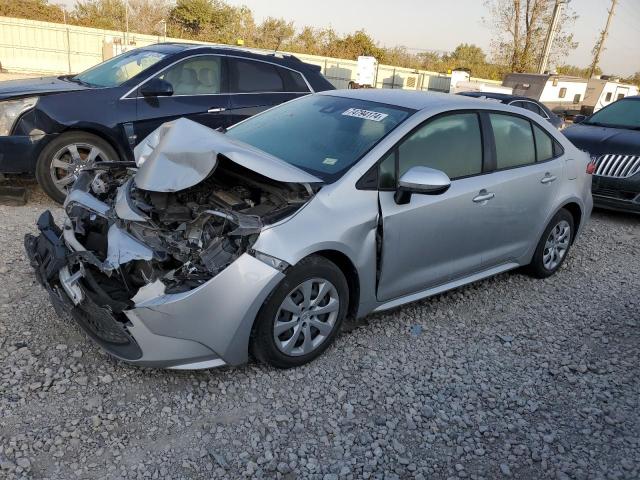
[0,75,89,100]
[563,124,640,156]
[134,117,323,192]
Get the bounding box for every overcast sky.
[222,0,640,76]
[58,0,640,75]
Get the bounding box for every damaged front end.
[25,118,322,367]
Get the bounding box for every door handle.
[473,191,495,203]
[207,107,226,113]
[540,173,557,184]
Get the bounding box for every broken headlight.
[251,250,289,272]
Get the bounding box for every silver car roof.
[317,88,489,112]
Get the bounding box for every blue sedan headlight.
[0,96,38,136]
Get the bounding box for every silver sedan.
[25,89,593,369]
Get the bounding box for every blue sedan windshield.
[585,98,640,129]
[73,49,167,88]
[226,95,413,181]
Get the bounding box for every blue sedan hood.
[0,75,89,100]
[564,124,640,156]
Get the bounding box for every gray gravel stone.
[1,185,639,479]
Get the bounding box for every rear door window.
[229,58,284,93]
[489,113,535,169]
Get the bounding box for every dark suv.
[563,96,640,214]
[0,43,334,202]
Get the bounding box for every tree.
[484,0,578,72]
[326,30,385,61]
[623,71,640,87]
[127,0,172,35]
[556,64,601,78]
[0,0,66,23]
[253,17,295,50]
[446,43,487,68]
[72,0,126,30]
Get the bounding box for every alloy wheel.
[273,278,340,356]
[543,220,571,271]
[49,143,108,196]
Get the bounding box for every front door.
[377,112,494,302]
[133,55,231,143]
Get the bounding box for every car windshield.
[226,94,413,182]
[72,49,167,88]
[584,98,640,129]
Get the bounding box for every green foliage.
[0,0,65,23]
[72,0,126,30]
[622,71,640,88]
[556,64,601,79]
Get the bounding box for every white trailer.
[451,80,513,95]
[502,73,588,115]
[581,77,640,114]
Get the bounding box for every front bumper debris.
[25,211,143,361]
[25,210,285,368]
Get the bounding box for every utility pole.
[124,0,129,49]
[538,0,566,74]
[589,0,618,78]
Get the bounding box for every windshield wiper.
[65,76,96,87]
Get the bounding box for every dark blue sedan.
[563,96,640,214]
[0,43,334,202]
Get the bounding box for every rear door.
[377,112,497,302]
[133,54,231,142]
[478,112,564,267]
[226,57,311,125]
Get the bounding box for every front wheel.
[251,255,349,368]
[35,131,118,203]
[526,208,574,278]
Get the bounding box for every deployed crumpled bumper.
[25,211,284,369]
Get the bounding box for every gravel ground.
[0,183,638,480]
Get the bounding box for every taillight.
[586,161,596,175]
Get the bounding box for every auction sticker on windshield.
[342,108,389,122]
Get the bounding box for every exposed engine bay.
[65,157,313,310]
[26,118,324,323]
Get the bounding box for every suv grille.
[593,154,640,178]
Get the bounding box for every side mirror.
[140,78,174,97]
[573,114,587,124]
[394,166,451,205]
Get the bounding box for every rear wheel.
[36,132,118,203]
[526,208,574,278]
[251,255,349,368]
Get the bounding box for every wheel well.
[562,202,582,241]
[312,250,360,320]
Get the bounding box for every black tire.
[526,208,574,279]
[250,255,349,369]
[36,131,119,203]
